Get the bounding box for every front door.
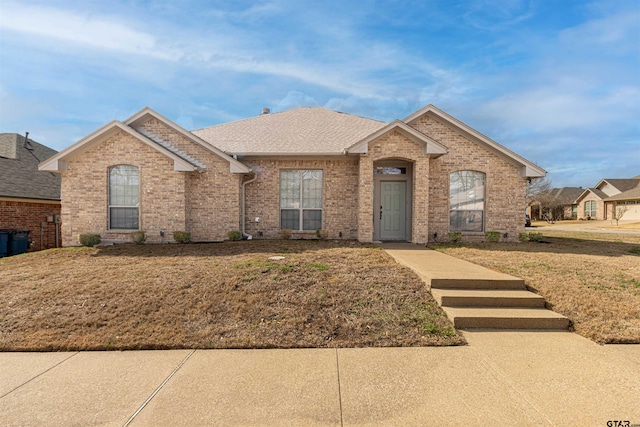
[380,181,406,240]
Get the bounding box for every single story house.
[574,177,640,221]
[528,187,583,221]
[39,104,545,246]
[1,133,62,251]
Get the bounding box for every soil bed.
[0,240,464,351]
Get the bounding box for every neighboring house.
[0,133,62,251]
[574,177,640,221]
[39,105,545,246]
[528,187,583,220]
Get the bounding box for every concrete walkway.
[1,337,638,426]
[1,246,639,425]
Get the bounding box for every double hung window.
[280,170,323,230]
[449,171,485,232]
[109,165,139,230]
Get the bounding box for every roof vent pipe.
[261,107,270,115]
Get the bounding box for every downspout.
[241,173,257,240]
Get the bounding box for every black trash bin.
[1,230,31,256]
[0,231,8,257]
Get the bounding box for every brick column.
[357,155,374,242]
[412,156,430,243]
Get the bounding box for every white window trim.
[279,169,323,231]
[108,165,140,231]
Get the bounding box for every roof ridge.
[192,106,386,132]
[135,128,206,170]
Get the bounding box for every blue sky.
[1,0,638,188]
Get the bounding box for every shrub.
[227,230,242,241]
[130,231,146,244]
[281,229,292,240]
[448,232,462,243]
[528,232,544,242]
[518,232,543,243]
[79,233,101,247]
[315,229,329,240]
[173,231,191,243]
[485,231,501,242]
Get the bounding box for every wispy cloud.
[0,0,637,188]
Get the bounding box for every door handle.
[380,205,383,220]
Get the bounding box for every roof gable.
[39,121,199,173]
[39,108,252,174]
[404,104,546,178]
[346,120,448,156]
[125,108,250,173]
[596,178,640,193]
[575,187,608,203]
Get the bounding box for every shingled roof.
[0,133,61,201]
[192,107,386,155]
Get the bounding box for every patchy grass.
[0,241,464,351]
[430,229,640,344]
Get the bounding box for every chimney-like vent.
[262,107,270,115]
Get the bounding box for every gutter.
[241,173,257,240]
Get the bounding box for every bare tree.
[613,205,629,226]
[526,177,552,204]
[526,177,553,220]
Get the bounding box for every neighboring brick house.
[1,133,62,251]
[39,105,545,246]
[574,177,640,221]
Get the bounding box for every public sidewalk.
[1,335,638,426]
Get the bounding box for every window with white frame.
[449,171,485,232]
[584,200,596,218]
[280,170,323,230]
[109,165,139,230]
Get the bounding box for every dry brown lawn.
[0,241,464,351]
[431,229,640,344]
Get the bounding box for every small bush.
[227,230,242,241]
[281,229,292,240]
[130,231,146,244]
[518,232,530,242]
[448,232,462,243]
[485,231,501,242]
[528,232,544,242]
[79,234,101,247]
[173,231,191,243]
[628,246,640,254]
[315,229,329,240]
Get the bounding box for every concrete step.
[432,289,546,308]
[431,278,525,290]
[442,307,570,330]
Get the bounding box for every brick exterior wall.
[136,119,242,241]
[60,120,243,246]
[61,130,189,246]
[242,158,359,240]
[408,114,526,242]
[0,199,61,251]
